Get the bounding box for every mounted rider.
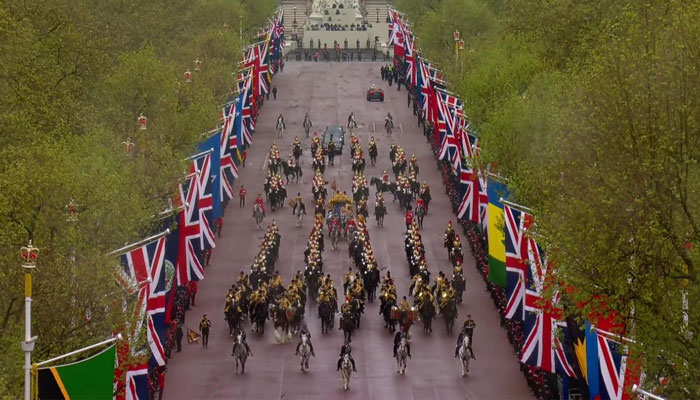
[302,113,313,137]
[382,170,390,185]
[254,193,266,215]
[295,324,316,356]
[337,341,357,371]
[292,193,306,215]
[455,315,476,358]
[393,329,412,358]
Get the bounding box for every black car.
[322,125,345,155]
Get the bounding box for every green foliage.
[399,0,700,394]
[0,0,276,396]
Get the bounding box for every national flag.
[162,215,179,325]
[191,155,216,250]
[199,132,222,220]
[237,68,255,145]
[404,32,417,86]
[37,345,116,400]
[119,236,168,365]
[504,204,531,321]
[177,174,204,285]
[487,178,509,287]
[477,169,488,230]
[520,288,577,377]
[417,58,431,119]
[436,90,464,172]
[220,104,238,201]
[254,38,271,95]
[124,362,149,400]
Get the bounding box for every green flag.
[487,178,509,287]
[38,344,116,400]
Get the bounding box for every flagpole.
[35,335,122,368]
[632,385,665,400]
[184,148,215,161]
[499,198,533,213]
[108,229,170,256]
[592,325,636,344]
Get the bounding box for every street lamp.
[20,240,39,400]
[138,113,148,131]
[453,30,461,62]
[66,199,78,222]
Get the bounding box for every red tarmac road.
[165,61,533,400]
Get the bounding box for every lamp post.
[21,241,39,400]
[453,30,461,63]
[138,113,148,131]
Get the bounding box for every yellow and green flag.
[37,344,116,400]
[487,178,509,287]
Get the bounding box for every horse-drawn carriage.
[327,192,353,248]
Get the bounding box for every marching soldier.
[199,314,212,348]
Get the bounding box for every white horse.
[297,333,313,372]
[253,204,264,229]
[232,333,252,374]
[340,353,352,390]
[396,336,409,375]
[294,205,304,228]
[276,117,285,138]
[458,336,471,377]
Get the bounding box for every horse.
[318,299,335,334]
[232,333,252,374]
[340,353,352,390]
[282,161,302,184]
[415,204,427,229]
[276,121,285,138]
[396,336,409,375]
[250,300,268,335]
[225,301,243,337]
[272,304,293,344]
[418,299,435,333]
[340,312,356,342]
[362,268,380,303]
[298,333,313,372]
[441,299,458,334]
[374,203,386,226]
[253,204,264,229]
[330,224,341,250]
[380,298,397,333]
[385,118,393,135]
[370,177,397,201]
[453,274,465,303]
[368,145,378,166]
[458,336,471,377]
[294,204,305,228]
[293,144,303,164]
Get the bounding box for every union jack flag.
[456,170,477,221]
[504,205,532,320]
[177,175,203,284]
[254,38,271,95]
[124,362,149,400]
[192,156,216,250]
[404,32,417,86]
[436,90,464,172]
[119,235,168,365]
[220,107,238,202]
[520,242,576,376]
[417,58,432,119]
[236,69,254,146]
[596,332,631,400]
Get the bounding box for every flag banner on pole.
[37,345,116,400]
[487,178,509,287]
[198,132,222,220]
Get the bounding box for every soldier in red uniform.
[405,207,414,229]
[254,193,265,216]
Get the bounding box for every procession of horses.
[223,117,474,390]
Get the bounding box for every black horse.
[293,144,303,164]
[453,274,465,303]
[362,268,380,303]
[374,203,387,226]
[368,145,378,166]
[319,300,335,334]
[250,300,269,335]
[418,300,436,334]
[282,161,302,184]
[370,177,397,201]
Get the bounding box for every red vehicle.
[367,85,384,102]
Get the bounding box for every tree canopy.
[0,0,276,396]
[395,0,700,396]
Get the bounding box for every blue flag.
[199,132,222,219]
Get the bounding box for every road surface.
[165,61,533,400]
